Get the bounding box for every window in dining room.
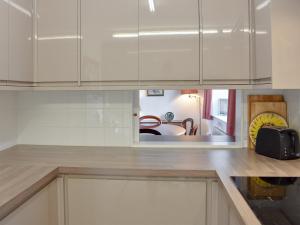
[137,89,239,145]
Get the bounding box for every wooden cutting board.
[250,102,287,121]
[248,95,284,103]
[248,95,284,126]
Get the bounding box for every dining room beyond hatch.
[138,89,236,144]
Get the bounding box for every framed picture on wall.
[147,90,164,96]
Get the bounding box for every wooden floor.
[140,135,236,143]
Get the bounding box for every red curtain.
[202,90,213,120]
[226,90,236,136]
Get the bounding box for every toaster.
[256,127,300,160]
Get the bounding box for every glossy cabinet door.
[269,0,300,89]
[139,0,200,81]
[36,0,78,82]
[9,0,33,82]
[217,183,229,225]
[254,0,272,81]
[206,180,219,225]
[216,182,245,225]
[81,0,138,81]
[202,0,250,82]
[0,0,9,81]
[67,178,207,225]
[255,0,300,88]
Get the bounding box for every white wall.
[17,91,133,146]
[139,90,202,128]
[0,91,17,150]
[211,90,228,116]
[284,90,300,133]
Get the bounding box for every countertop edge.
[217,169,262,225]
[0,167,59,221]
[59,167,218,177]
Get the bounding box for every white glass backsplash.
[17,91,133,146]
[0,89,299,149]
[284,90,300,133]
[0,91,17,150]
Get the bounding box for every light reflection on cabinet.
[0,0,9,81]
[36,0,78,82]
[81,0,139,81]
[9,0,33,82]
[254,0,272,81]
[139,0,200,81]
[202,0,250,83]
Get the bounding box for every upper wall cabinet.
[36,0,78,82]
[254,0,272,82]
[139,0,200,81]
[9,0,33,82]
[81,0,138,81]
[202,0,250,84]
[0,0,8,81]
[255,0,300,89]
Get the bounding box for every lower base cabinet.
[206,180,245,225]
[229,208,245,225]
[66,177,207,225]
[0,176,246,225]
[217,182,245,225]
[0,178,63,225]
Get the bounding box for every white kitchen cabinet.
[229,207,245,225]
[202,0,250,83]
[254,0,272,82]
[0,178,63,225]
[206,179,219,225]
[9,0,33,82]
[36,0,78,82]
[81,0,138,81]
[255,0,300,88]
[66,177,207,225]
[209,182,245,225]
[0,0,9,81]
[139,0,200,81]
[217,182,230,225]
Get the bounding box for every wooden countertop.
[0,145,300,225]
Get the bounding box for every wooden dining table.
[141,124,186,136]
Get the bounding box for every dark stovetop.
[231,177,300,225]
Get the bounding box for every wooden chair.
[192,125,198,136]
[181,118,194,135]
[140,115,162,129]
[139,129,162,135]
